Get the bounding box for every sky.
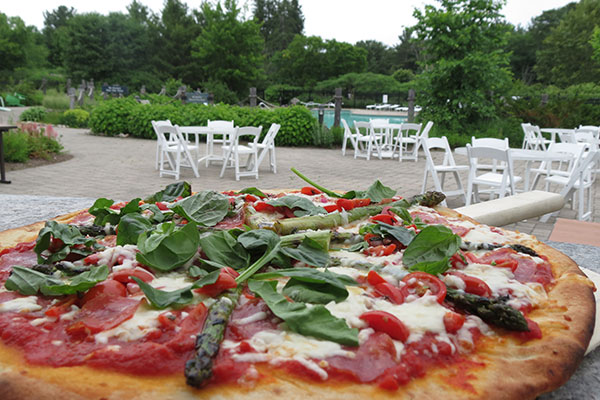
[3,0,576,47]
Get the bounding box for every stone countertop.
[0,195,599,399]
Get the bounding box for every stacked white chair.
[521,123,551,150]
[206,120,235,167]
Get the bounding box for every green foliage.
[264,84,303,105]
[42,89,70,110]
[203,80,238,104]
[253,0,304,56]
[3,132,29,162]
[589,26,600,64]
[355,40,396,75]
[392,69,415,83]
[430,117,522,148]
[413,0,512,128]
[3,128,63,162]
[60,109,90,128]
[88,97,319,147]
[20,107,47,122]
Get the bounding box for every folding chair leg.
[421,168,428,193]
[270,147,277,173]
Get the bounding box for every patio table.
[178,125,234,167]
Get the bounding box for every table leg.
[0,131,11,184]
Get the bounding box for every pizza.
[0,177,594,400]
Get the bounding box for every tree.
[43,6,74,67]
[355,40,395,75]
[391,27,421,73]
[192,0,265,98]
[413,0,512,127]
[0,13,47,74]
[254,0,304,56]
[535,0,600,86]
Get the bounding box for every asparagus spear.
[185,288,241,388]
[445,288,529,331]
[460,242,540,258]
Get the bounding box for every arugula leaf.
[136,223,200,272]
[198,231,250,270]
[116,213,153,246]
[34,221,98,264]
[170,191,230,227]
[408,257,451,275]
[402,225,460,273]
[238,187,267,198]
[5,265,108,296]
[145,181,192,203]
[267,195,326,217]
[279,237,330,267]
[248,280,358,346]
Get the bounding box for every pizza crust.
[0,202,595,400]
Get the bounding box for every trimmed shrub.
[4,126,63,162]
[61,109,90,128]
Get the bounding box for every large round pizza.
[0,175,594,400]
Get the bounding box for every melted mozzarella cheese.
[95,303,162,344]
[150,274,195,291]
[95,245,137,268]
[0,296,42,313]
[333,250,403,268]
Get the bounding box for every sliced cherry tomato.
[352,198,371,207]
[401,272,447,303]
[301,186,322,195]
[371,214,397,225]
[324,204,339,213]
[364,244,396,257]
[373,282,406,304]
[445,270,492,297]
[194,268,238,297]
[360,310,410,342]
[254,201,277,213]
[156,202,169,211]
[81,279,127,304]
[83,253,101,265]
[443,311,466,333]
[364,233,383,246]
[336,198,355,211]
[367,270,387,286]
[245,194,258,202]
[112,267,155,284]
[493,258,519,272]
[449,251,468,269]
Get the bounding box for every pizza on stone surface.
[0,179,594,400]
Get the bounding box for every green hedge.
[88,98,319,147]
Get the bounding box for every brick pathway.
[1,127,598,241]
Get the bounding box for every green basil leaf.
[116,213,152,246]
[238,187,267,198]
[282,279,348,304]
[402,225,461,268]
[408,257,451,275]
[363,180,396,203]
[88,198,120,226]
[42,265,109,295]
[375,222,416,246]
[390,206,413,225]
[279,237,330,267]
[199,231,250,270]
[141,204,166,223]
[136,223,200,271]
[188,265,209,278]
[248,280,358,346]
[267,195,326,217]
[237,229,280,251]
[145,181,192,203]
[170,191,230,227]
[5,266,63,295]
[348,241,368,252]
[34,221,97,264]
[190,269,221,289]
[253,267,356,290]
[132,277,194,309]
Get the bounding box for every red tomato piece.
[83,253,101,265]
[364,244,396,257]
[245,194,258,202]
[221,266,240,278]
[443,311,466,333]
[254,201,277,213]
[47,238,65,253]
[364,233,383,246]
[112,267,155,284]
[324,204,339,213]
[401,272,447,303]
[516,318,543,341]
[371,214,397,225]
[445,270,492,297]
[301,186,322,195]
[336,198,355,211]
[156,202,169,211]
[158,312,178,330]
[352,198,371,207]
[81,279,127,304]
[44,296,77,318]
[360,310,410,342]
[194,269,238,297]
[280,206,296,218]
[373,282,406,304]
[367,270,387,286]
[493,258,519,272]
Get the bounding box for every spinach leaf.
[267,195,326,217]
[170,191,230,227]
[279,237,330,268]
[116,213,153,246]
[5,265,108,296]
[136,223,200,272]
[198,231,250,270]
[248,280,358,346]
[145,181,192,203]
[402,225,460,273]
[34,221,98,264]
[238,187,267,198]
[253,267,356,290]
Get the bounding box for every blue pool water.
[311,109,407,128]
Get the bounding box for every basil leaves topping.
[403,225,461,275]
[5,265,109,296]
[267,196,327,217]
[136,223,200,272]
[34,221,99,264]
[170,191,231,227]
[145,181,192,203]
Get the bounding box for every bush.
[3,125,63,162]
[3,132,29,162]
[19,107,47,122]
[61,109,90,128]
[89,97,320,147]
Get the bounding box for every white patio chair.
[249,123,280,173]
[152,120,176,170]
[155,124,200,180]
[421,136,469,206]
[471,137,509,172]
[540,150,599,222]
[205,120,235,166]
[522,123,551,150]
[399,121,430,162]
[574,127,600,151]
[529,142,588,190]
[385,123,404,160]
[220,126,262,180]
[370,118,391,150]
[353,121,383,160]
[465,145,522,206]
[341,119,359,156]
[558,131,577,144]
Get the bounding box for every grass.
[42,89,71,111]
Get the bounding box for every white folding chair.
[522,123,551,150]
[574,127,600,151]
[540,150,599,222]
[250,123,280,173]
[155,124,200,180]
[205,120,235,166]
[400,121,430,161]
[465,145,522,206]
[421,136,469,206]
[341,119,359,156]
[220,126,262,180]
[152,120,176,170]
[369,118,391,149]
[353,121,382,160]
[530,142,588,190]
[471,137,509,172]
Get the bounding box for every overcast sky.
[3,0,575,47]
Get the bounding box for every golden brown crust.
[0,202,595,399]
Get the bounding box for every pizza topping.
[0,296,42,313]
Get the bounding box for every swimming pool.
[311,109,407,128]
